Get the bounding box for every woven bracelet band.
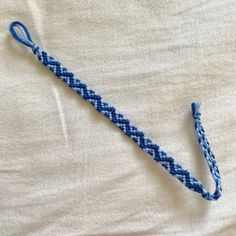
[9,21,222,201]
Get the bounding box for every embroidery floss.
[9,21,222,200]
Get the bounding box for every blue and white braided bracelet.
[9,21,222,201]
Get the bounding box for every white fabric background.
[1,1,236,235]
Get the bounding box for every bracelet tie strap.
[9,21,222,201]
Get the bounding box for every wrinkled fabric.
[0,1,236,235]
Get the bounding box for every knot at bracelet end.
[192,102,201,120]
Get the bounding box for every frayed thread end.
[191,102,201,117]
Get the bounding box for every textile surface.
[0,1,236,235]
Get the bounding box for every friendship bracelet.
[9,21,222,201]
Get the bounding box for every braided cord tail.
[191,103,222,199]
[9,21,222,200]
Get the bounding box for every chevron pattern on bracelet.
[31,46,221,201]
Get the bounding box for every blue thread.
[9,21,222,201]
[9,21,35,48]
[192,102,201,116]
